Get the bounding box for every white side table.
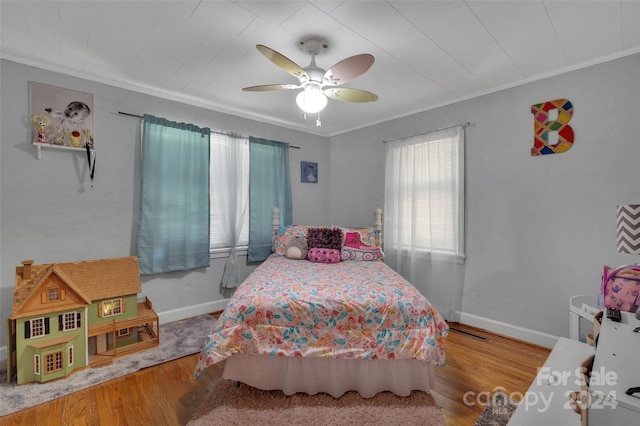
[508,337,593,425]
[588,312,640,424]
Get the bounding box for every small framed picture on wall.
[301,161,318,183]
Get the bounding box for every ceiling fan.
[242,38,378,127]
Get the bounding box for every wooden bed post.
[271,207,281,252]
[374,207,382,230]
[272,207,280,234]
[374,207,383,248]
[271,207,280,235]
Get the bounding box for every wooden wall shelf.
[32,141,95,161]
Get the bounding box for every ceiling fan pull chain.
[316,112,321,127]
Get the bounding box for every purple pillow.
[306,227,343,250]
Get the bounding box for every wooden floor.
[433,323,550,426]
[0,323,550,426]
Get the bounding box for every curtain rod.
[118,111,300,149]
[383,121,473,144]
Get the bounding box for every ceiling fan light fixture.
[296,83,327,113]
[244,41,378,126]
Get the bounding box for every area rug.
[0,314,217,417]
[474,391,519,426]
[188,378,446,426]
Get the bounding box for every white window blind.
[384,125,465,260]
[209,133,250,249]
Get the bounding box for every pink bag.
[599,265,640,312]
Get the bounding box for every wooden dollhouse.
[6,256,159,385]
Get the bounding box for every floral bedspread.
[194,256,448,378]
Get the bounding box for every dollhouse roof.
[11,256,142,318]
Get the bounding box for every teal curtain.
[248,137,292,262]
[137,114,211,275]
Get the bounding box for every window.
[209,132,250,250]
[42,288,66,303]
[47,289,59,302]
[384,125,465,260]
[68,346,74,367]
[25,317,50,339]
[29,318,46,338]
[60,312,80,331]
[117,328,130,337]
[34,354,41,375]
[45,352,63,373]
[101,299,122,317]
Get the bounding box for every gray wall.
[0,59,330,354]
[329,53,640,346]
[2,53,639,356]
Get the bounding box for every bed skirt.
[222,354,435,398]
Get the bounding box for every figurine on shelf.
[69,130,82,147]
[32,114,50,143]
[83,128,94,149]
[53,125,65,145]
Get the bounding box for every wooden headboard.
[271,207,382,233]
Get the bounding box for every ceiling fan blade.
[256,45,309,81]
[242,84,300,92]
[323,54,374,86]
[323,88,378,103]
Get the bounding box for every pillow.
[341,231,385,261]
[307,227,344,250]
[272,225,311,256]
[308,248,341,264]
[336,227,382,248]
[285,236,308,260]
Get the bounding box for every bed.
[194,208,448,398]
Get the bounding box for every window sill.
[210,246,248,259]
[388,247,466,264]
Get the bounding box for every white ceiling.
[1,1,639,136]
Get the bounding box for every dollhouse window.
[60,312,80,331]
[34,354,41,375]
[41,288,65,304]
[25,317,49,338]
[30,318,45,338]
[48,289,60,301]
[117,328,130,337]
[45,352,63,373]
[68,346,74,367]
[102,299,122,317]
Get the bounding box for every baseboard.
[156,299,230,324]
[0,299,231,361]
[458,311,559,349]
